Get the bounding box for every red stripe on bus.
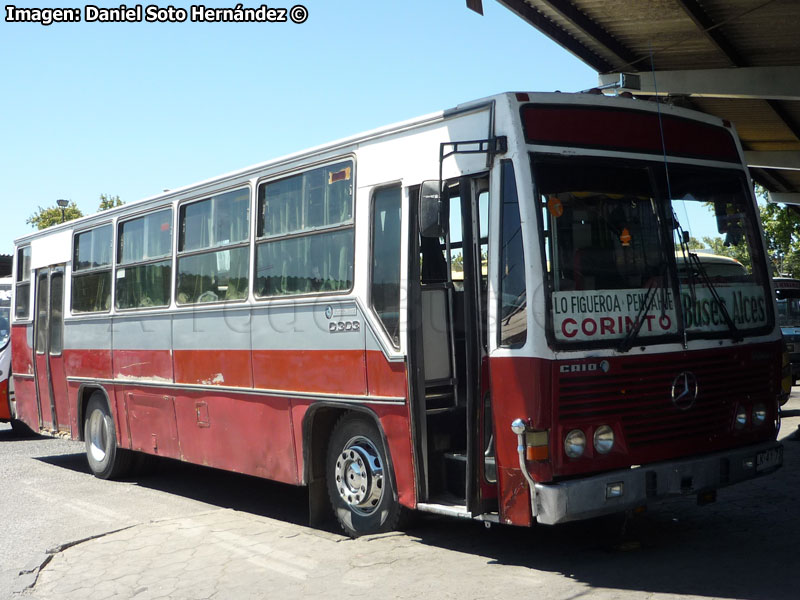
[174,349,253,388]
[11,325,33,376]
[63,349,112,379]
[114,349,173,381]
[252,349,367,395]
[366,350,407,398]
[0,379,10,420]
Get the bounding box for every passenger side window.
[176,188,250,304]
[116,208,172,309]
[255,160,354,297]
[72,225,113,313]
[499,161,527,347]
[14,246,31,319]
[371,186,402,347]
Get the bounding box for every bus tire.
[326,413,400,538]
[84,392,132,479]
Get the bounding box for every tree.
[26,202,83,230]
[688,185,800,277]
[702,235,753,271]
[27,194,123,230]
[98,194,123,211]
[758,200,800,277]
[678,236,706,251]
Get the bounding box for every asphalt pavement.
[7,394,800,600]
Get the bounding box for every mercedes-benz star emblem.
[671,371,699,411]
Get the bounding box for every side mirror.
[419,180,449,238]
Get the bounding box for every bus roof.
[14,91,737,247]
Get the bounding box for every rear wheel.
[84,392,132,479]
[326,414,401,537]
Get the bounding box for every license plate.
[756,447,782,472]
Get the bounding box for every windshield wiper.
[673,213,743,342]
[617,277,663,353]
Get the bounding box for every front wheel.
[84,392,132,479]
[326,414,401,537]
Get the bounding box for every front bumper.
[534,440,783,525]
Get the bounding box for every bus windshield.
[775,280,800,328]
[536,157,772,347]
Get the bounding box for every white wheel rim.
[88,410,108,463]
[334,435,384,516]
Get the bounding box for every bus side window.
[370,186,402,347]
[176,188,250,305]
[255,160,355,297]
[499,160,527,347]
[116,208,172,309]
[15,246,31,319]
[72,225,113,313]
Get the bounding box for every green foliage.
[98,194,123,211]
[451,252,464,272]
[758,200,800,277]
[26,202,83,230]
[680,236,706,250]
[701,235,752,271]
[687,185,800,277]
[27,194,123,230]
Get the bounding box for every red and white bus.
[11,92,785,535]
[0,276,14,428]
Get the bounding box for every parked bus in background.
[774,276,800,386]
[0,276,16,430]
[677,252,747,280]
[10,92,785,536]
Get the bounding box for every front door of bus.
[33,266,70,433]
[412,174,490,514]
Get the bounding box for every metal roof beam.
[768,192,800,206]
[532,0,641,68]
[495,0,614,73]
[675,0,744,67]
[745,151,800,172]
[597,66,800,101]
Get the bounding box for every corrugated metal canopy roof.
[486,0,800,199]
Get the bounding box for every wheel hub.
[334,438,384,515]
[88,410,108,463]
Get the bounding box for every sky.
[0,0,597,255]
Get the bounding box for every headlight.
[752,403,767,426]
[593,425,614,454]
[564,429,586,458]
[735,405,748,429]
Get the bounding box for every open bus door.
[410,172,494,516]
[32,266,70,433]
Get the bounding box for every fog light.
[752,403,767,426]
[735,406,747,429]
[743,458,754,469]
[564,429,586,458]
[606,482,624,499]
[593,425,614,454]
